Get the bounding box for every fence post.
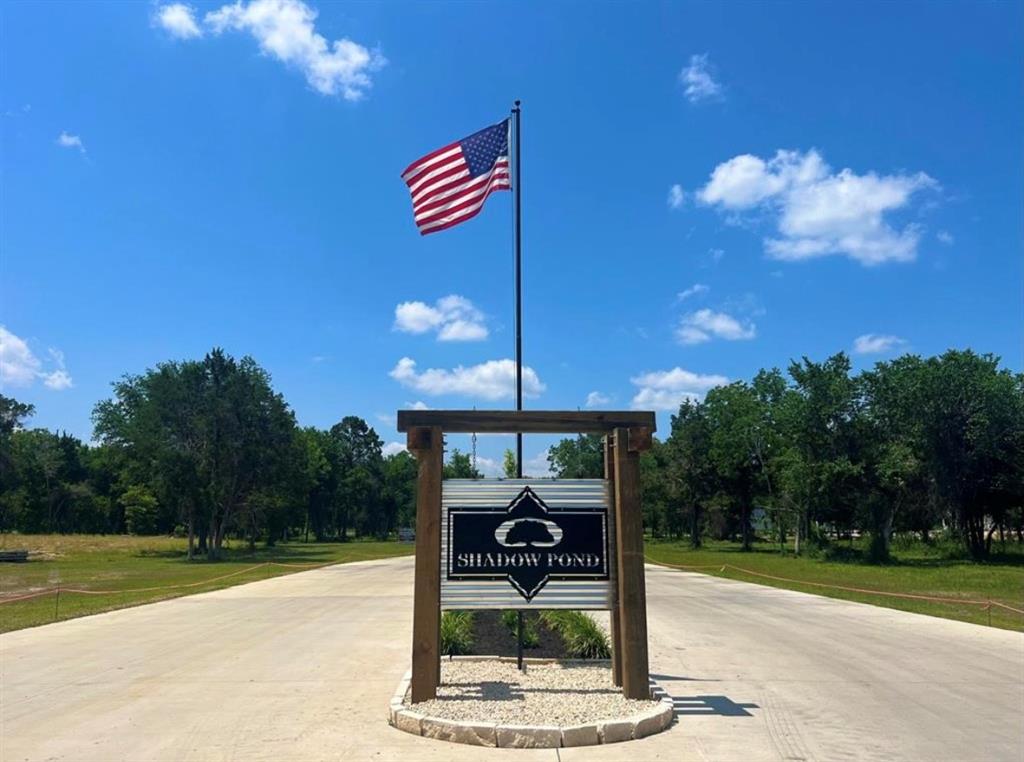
[408,425,442,703]
[605,434,622,687]
[613,426,651,700]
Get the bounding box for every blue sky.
[2,0,1021,475]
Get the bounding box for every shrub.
[500,610,540,648]
[121,486,159,535]
[440,611,474,656]
[540,611,610,659]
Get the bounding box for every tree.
[383,451,418,531]
[640,440,672,537]
[0,394,34,438]
[121,485,159,535]
[704,382,765,551]
[547,435,604,479]
[502,449,517,478]
[785,354,866,548]
[202,350,296,555]
[860,356,931,560]
[4,345,1018,563]
[294,427,333,541]
[665,400,715,546]
[94,348,296,559]
[0,395,36,529]
[1,403,124,534]
[85,444,130,533]
[444,448,481,479]
[95,358,207,554]
[909,351,1022,558]
[330,416,384,540]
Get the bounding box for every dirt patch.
[463,611,568,658]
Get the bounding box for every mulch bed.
[464,611,567,659]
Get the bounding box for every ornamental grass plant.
[540,611,611,659]
[440,611,475,656]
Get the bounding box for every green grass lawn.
[645,538,1024,632]
[0,534,413,633]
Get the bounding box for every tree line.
[546,349,1023,561]
[2,347,1021,562]
[2,349,434,558]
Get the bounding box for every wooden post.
[408,425,442,703]
[613,426,650,700]
[604,435,622,688]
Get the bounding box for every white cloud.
[56,132,85,153]
[155,3,203,38]
[524,450,554,478]
[382,441,407,457]
[937,230,954,245]
[700,151,826,210]
[475,456,503,478]
[676,283,709,302]
[585,391,611,408]
[676,309,756,345]
[0,328,38,387]
[379,401,432,426]
[203,0,385,100]
[667,184,685,209]
[43,370,73,390]
[679,53,721,103]
[438,320,487,341]
[630,367,728,411]
[0,327,73,391]
[389,357,544,401]
[393,301,441,333]
[852,333,908,355]
[696,149,937,266]
[394,294,488,342]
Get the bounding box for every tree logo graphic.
[494,488,563,549]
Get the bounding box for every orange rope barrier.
[646,557,1024,615]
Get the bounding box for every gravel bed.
[405,659,660,726]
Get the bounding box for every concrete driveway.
[1,556,1021,761]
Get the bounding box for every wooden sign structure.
[398,410,655,702]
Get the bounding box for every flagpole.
[512,100,523,480]
[512,101,528,671]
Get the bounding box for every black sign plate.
[447,485,609,602]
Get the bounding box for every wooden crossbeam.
[397,410,656,434]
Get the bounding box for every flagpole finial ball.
[514,99,521,108]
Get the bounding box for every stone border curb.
[387,660,675,748]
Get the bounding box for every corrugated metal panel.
[441,479,615,610]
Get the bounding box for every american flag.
[402,120,511,235]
